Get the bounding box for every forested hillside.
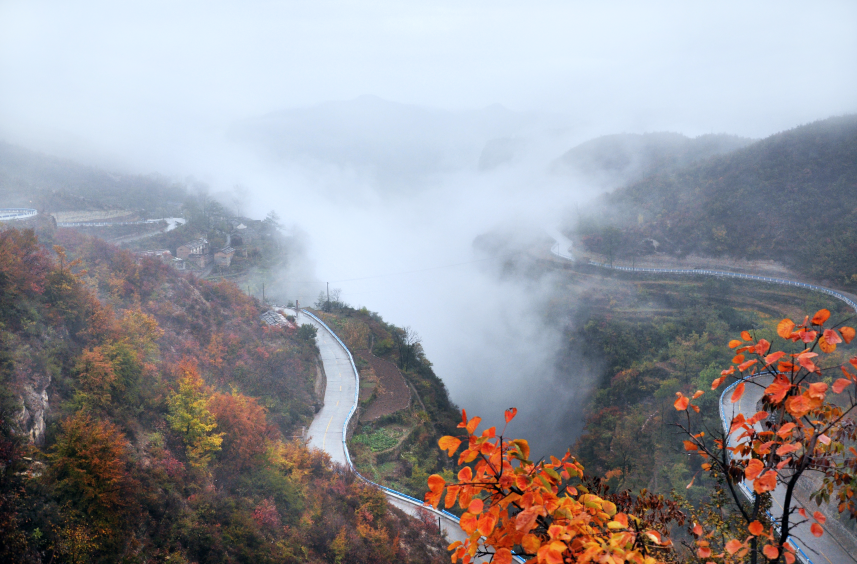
[554,131,753,187]
[577,115,857,285]
[0,143,186,217]
[0,227,447,564]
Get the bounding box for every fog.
[2,0,856,455]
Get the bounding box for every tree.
[393,326,422,371]
[47,413,137,528]
[208,390,272,472]
[675,309,857,563]
[425,409,677,564]
[166,360,223,469]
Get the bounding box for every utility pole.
[326,282,330,311]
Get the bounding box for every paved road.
[722,377,857,564]
[279,307,488,556]
[547,232,857,564]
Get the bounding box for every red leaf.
[731,382,746,403]
[812,309,831,325]
[504,407,518,423]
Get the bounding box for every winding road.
[276,307,498,560]
[549,234,857,564]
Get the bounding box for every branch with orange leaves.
[425,408,674,564]
[673,309,857,563]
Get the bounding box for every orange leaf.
[466,416,482,435]
[834,378,852,394]
[444,485,460,508]
[754,470,778,494]
[504,407,517,423]
[741,330,753,341]
[823,328,842,344]
[460,511,478,534]
[458,466,472,482]
[777,319,796,339]
[785,394,815,418]
[721,366,735,376]
[812,309,831,325]
[725,539,743,555]
[468,499,484,514]
[697,546,712,558]
[477,510,498,536]
[807,382,827,400]
[776,443,800,456]
[711,376,725,390]
[438,435,462,457]
[692,390,705,399]
[810,523,824,537]
[493,548,512,564]
[427,474,445,493]
[797,351,819,372]
[754,339,771,355]
[732,354,745,364]
[765,374,792,404]
[841,326,855,344]
[764,351,786,365]
[745,459,765,481]
[748,521,764,536]
[683,440,698,451]
[777,422,796,438]
[813,511,827,525]
[521,533,541,554]
[731,382,746,403]
[784,552,796,564]
[674,393,689,411]
[728,339,742,349]
[738,359,758,372]
[763,545,779,559]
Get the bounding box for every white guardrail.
[588,260,857,564]
[0,208,38,221]
[720,375,815,564]
[297,309,525,563]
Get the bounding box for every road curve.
[548,234,857,564]
[277,307,504,561]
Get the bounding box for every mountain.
[0,228,449,563]
[581,115,857,284]
[229,95,569,187]
[0,142,186,216]
[554,131,754,188]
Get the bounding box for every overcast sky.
[2,0,856,168]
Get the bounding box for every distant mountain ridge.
[583,115,857,285]
[229,95,571,187]
[554,131,755,188]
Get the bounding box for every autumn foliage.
[426,408,673,564]
[675,309,857,562]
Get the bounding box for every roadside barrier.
[294,310,523,560]
[562,251,857,563]
[719,375,814,564]
[589,261,857,313]
[0,208,38,221]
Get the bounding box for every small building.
[170,257,187,270]
[176,238,209,260]
[187,253,209,268]
[214,246,235,267]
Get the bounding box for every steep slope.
[0,227,448,564]
[578,115,857,284]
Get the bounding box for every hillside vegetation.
[576,115,857,285]
[554,131,754,188]
[0,227,447,564]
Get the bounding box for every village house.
[176,238,208,260]
[214,246,235,267]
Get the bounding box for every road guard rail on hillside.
[295,309,526,562]
[719,375,814,564]
[585,259,857,564]
[588,261,857,312]
[0,208,38,221]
